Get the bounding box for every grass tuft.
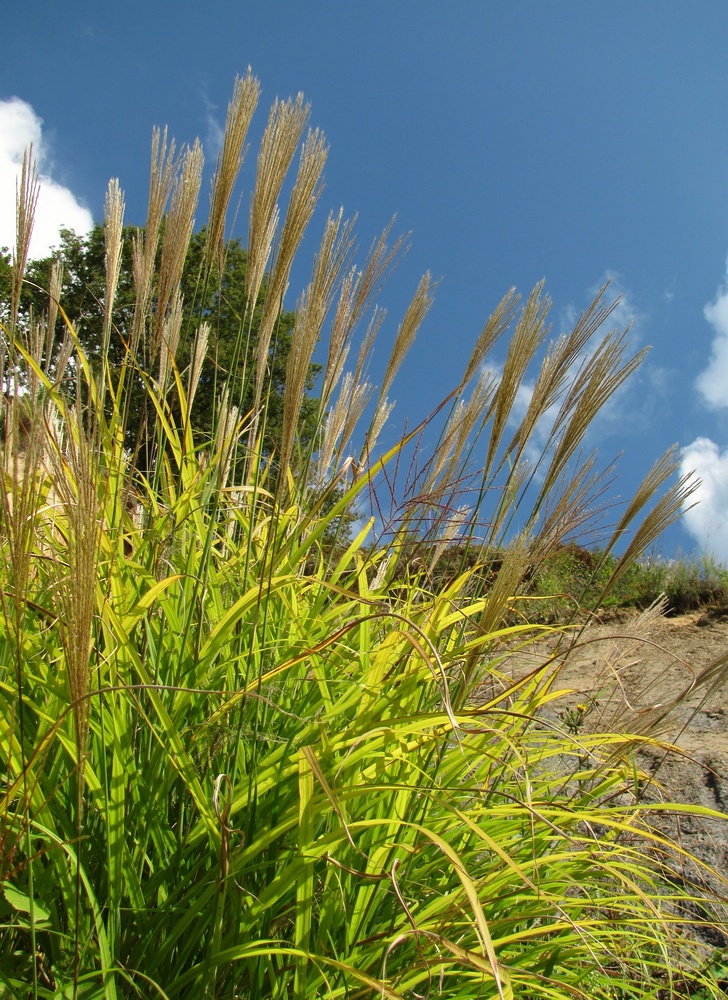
[1,75,727,1000]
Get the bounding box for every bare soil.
[494,604,728,946]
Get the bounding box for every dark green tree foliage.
[2,225,320,468]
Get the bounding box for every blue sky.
[3,3,728,559]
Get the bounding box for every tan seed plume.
[103,179,125,349]
[275,209,354,489]
[187,320,210,414]
[131,128,178,353]
[252,146,334,410]
[207,69,261,273]
[155,139,204,352]
[377,271,437,408]
[246,93,310,311]
[461,287,519,387]
[46,406,102,773]
[537,331,647,505]
[483,282,551,479]
[11,147,40,329]
[601,454,699,600]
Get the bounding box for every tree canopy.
[1,224,320,468]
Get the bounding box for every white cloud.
[680,437,728,563]
[0,97,93,259]
[696,261,728,408]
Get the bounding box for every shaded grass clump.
[1,74,727,1000]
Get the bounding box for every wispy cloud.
[0,97,93,259]
[200,90,225,160]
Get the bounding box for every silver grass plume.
[429,503,472,573]
[461,287,519,387]
[377,272,437,408]
[101,179,125,404]
[339,378,374,466]
[367,396,395,454]
[316,372,354,482]
[537,331,647,505]
[278,213,353,489]
[253,129,330,384]
[131,128,178,354]
[187,320,210,413]
[351,219,409,327]
[428,369,498,494]
[321,265,356,408]
[207,69,260,272]
[214,388,241,490]
[246,93,310,311]
[483,282,551,479]
[11,147,40,329]
[504,285,622,478]
[155,139,204,354]
[103,179,125,353]
[599,447,700,602]
[45,257,64,378]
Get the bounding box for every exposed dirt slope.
[494,606,728,944]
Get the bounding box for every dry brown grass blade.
[207,69,261,273]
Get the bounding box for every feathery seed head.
[461,287,519,386]
[187,320,210,413]
[378,271,437,407]
[11,147,40,328]
[207,69,260,272]
[246,93,310,310]
[156,139,204,350]
[102,178,125,354]
[131,127,178,352]
[367,395,395,454]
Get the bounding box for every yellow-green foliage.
[1,76,726,999]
